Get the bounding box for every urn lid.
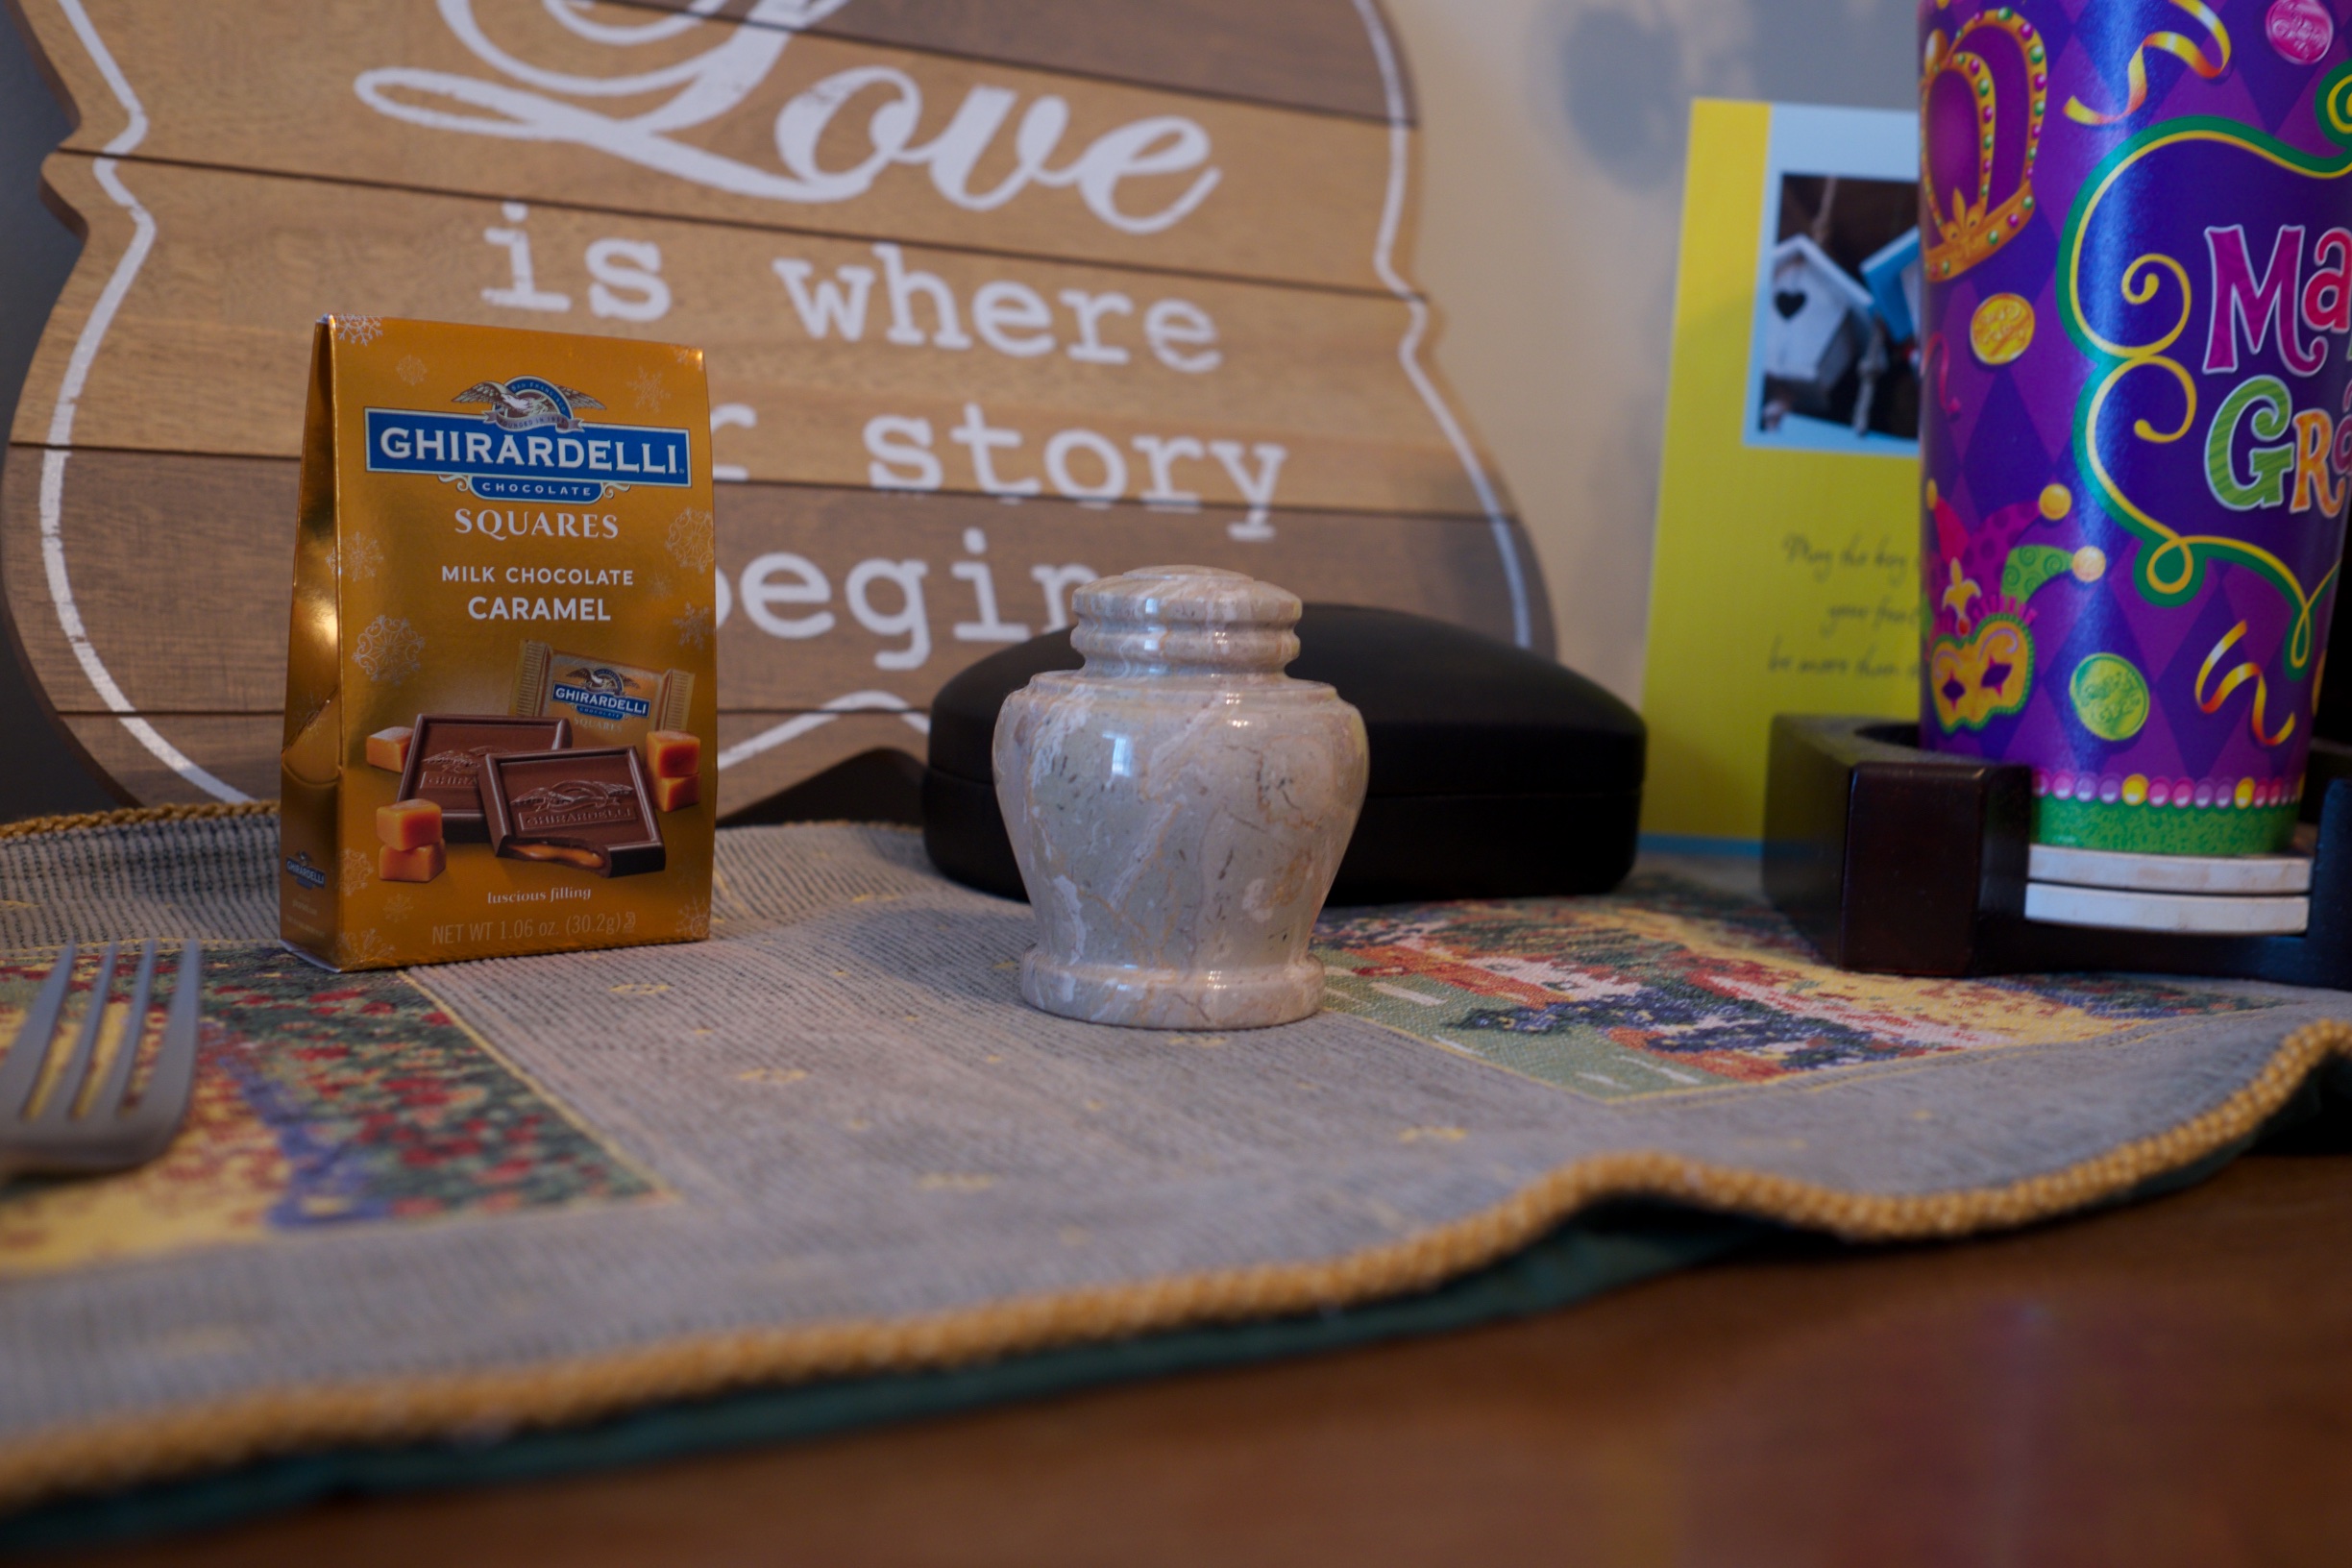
[1069,566,1302,674]
[1073,566,1296,623]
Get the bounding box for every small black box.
[1762,714,2352,985]
[922,604,1645,905]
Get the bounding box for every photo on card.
[1744,106,1923,454]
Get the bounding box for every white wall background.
[1379,0,1917,701]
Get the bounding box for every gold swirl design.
[2081,255,2197,578]
[2196,621,2297,747]
[2078,251,2192,365]
[2064,0,2231,127]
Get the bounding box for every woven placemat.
[1,808,2346,1526]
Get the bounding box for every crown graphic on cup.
[1922,10,2048,282]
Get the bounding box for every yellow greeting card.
[1642,100,1923,845]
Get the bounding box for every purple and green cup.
[1918,0,2352,854]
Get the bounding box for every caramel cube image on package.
[277,314,717,970]
[377,798,444,852]
[366,726,413,772]
[379,844,447,883]
[644,729,700,779]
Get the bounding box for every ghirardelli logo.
[551,664,650,721]
[513,778,640,830]
[453,376,606,434]
[421,746,498,787]
[366,378,690,504]
[561,664,628,697]
[353,0,1220,235]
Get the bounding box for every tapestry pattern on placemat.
[2,818,2349,1527]
[1316,874,2285,1101]
[0,943,659,1276]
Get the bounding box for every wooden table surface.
[54,1143,2352,1568]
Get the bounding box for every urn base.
[1018,950,1326,1031]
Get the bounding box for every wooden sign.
[3,0,1549,812]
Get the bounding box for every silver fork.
[0,941,203,1177]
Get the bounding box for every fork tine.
[0,942,78,1120]
[120,942,200,1140]
[34,941,118,1126]
[87,940,159,1121]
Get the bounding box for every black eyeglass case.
[921,604,1644,905]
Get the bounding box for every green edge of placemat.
[10,1062,2346,1555]
[0,1203,1763,1556]
[4,1097,2301,1562]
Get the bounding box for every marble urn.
[993,567,1370,1029]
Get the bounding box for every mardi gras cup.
[1918,0,2352,855]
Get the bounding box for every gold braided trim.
[2,1016,2345,1516]
[0,802,276,843]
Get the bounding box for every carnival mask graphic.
[1924,480,2093,732]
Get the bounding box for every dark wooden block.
[1764,715,2352,987]
[1763,717,2025,975]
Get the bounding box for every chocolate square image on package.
[394,714,573,843]
[280,315,716,970]
[482,747,667,878]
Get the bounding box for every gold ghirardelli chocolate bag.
[281,315,716,969]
